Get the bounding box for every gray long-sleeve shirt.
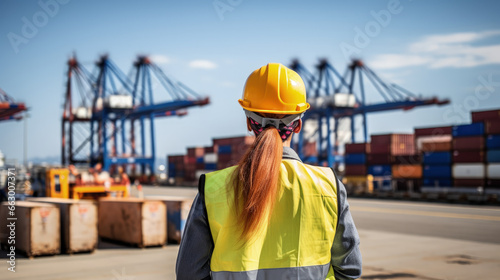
[176,147,362,279]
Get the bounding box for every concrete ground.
[2,186,500,280]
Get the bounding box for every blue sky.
[1,0,500,165]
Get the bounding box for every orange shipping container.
[392,165,422,179]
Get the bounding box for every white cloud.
[189,60,218,69]
[369,30,500,69]
[150,54,170,65]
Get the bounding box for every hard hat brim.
[238,99,310,115]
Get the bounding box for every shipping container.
[487,163,500,179]
[0,201,60,257]
[204,146,215,153]
[98,198,166,247]
[453,136,484,150]
[453,150,485,163]
[487,150,500,163]
[213,136,255,146]
[366,154,392,165]
[345,143,370,154]
[452,123,484,137]
[205,163,217,170]
[423,165,452,178]
[414,126,452,137]
[420,140,452,152]
[452,163,485,179]
[370,134,415,155]
[392,165,422,179]
[145,196,193,244]
[423,178,452,187]
[423,152,452,165]
[344,165,367,176]
[204,153,217,163]
[368,165,392,176]
[485,120,500,134]
[471,109,500,122]
[218,145,232,154]
[453,179,485,187]
[26,198,97,254]
[486,135,500,149]
[344,153,366,164]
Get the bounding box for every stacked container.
[343,143,372,193]
[214,136,255,170]
[415,126,453,187]
[167,155,187,184]
[368,134,419,191]
[472,109,500,188]
[451,123,485,187]
[344,143,369,177]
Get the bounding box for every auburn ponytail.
[231,127,283,241]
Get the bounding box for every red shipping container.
[453,179,485,187]
[453,136,484,150]
[414,126,452,137]
[370,134,415,155]
[344,165,367,176]
[367,154,392,165]
[186,157,196,165]
[187,148,196,158]
[213,136,255,146]
[345,143,370,154]
[204,146,215,153]
[485,120,500,134]
[452,150,485,163]
[421,141,452,152]
[471,109,500,122]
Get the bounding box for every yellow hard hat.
[238,63,310,114]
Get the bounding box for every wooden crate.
[0,201,60,257]
[26,197,97,254]
[146,195,193,244]
[98,197,166,247]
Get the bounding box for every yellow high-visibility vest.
[204,159,339,279]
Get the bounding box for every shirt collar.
[282,146,302,162]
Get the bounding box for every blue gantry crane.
[290,59,450,167]
[62,55,209,178]
[0,87,27,121]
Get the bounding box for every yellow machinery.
[46,168,129,200]
[342,175,374,194]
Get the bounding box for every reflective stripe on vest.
[204,159,339,280]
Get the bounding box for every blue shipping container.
[423,152,452,165]
[373,179,391,190]
[218,145,232,154]
[344,153,366,164]
[205,163,217,170]
[168,170,175,177]
[423,178,452,187]
[452,123,484,137]
[487,135,500,149]
[487,150,500,163]
[196,157,204,164]
[368,165,392,176]
[423,165,452,178]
